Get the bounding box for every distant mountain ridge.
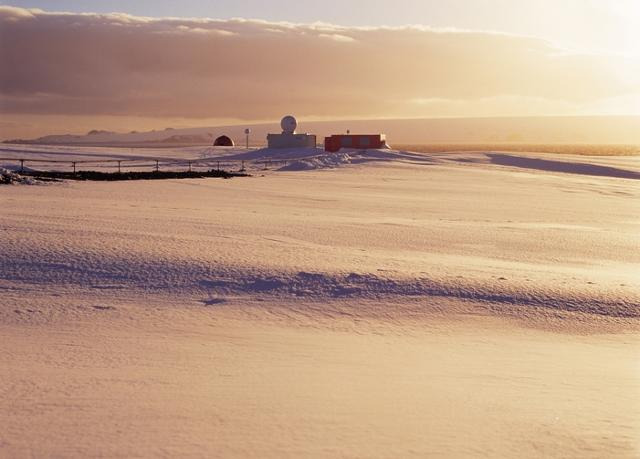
[4,116,640,146]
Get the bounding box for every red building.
[324,134,386,152]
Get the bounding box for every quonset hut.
[213,135,234,146]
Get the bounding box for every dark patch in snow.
[202,298,226,306]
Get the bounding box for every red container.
[324,134,386,152]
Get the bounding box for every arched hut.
[213,135,234,147]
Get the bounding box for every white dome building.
[267,115,317,149]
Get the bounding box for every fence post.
[19,159,24,172]
[241,160,245,172]
[117,161,121,174]
[155,160,159,172]
[72,162,76,174]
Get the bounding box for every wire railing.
[0,157,291,174]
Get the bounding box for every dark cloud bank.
[0,5,637,126]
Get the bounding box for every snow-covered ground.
[1,145,639,457]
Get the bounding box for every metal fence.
[0,157,291,174]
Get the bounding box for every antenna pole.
[244,128,251,149]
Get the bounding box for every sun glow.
[598,0,640,57]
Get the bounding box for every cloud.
[0,5,638,126]
[0,5,40,20]
[318,33,355,43]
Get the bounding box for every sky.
[1,1,639,138]
[5,0,640,56]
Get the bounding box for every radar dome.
[281,115,297,134]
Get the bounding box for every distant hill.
[160,134,213,144]
[87,129,116,136]
[4,116,639,146]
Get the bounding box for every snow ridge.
[2,253,637,318]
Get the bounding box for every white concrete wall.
[267,133,317,149]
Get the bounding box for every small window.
[341,137,353,147]
[360,137,370,147]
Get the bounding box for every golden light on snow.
[1,2,640,458]
[1,144,639,456]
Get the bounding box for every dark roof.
[213,135,234,146]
